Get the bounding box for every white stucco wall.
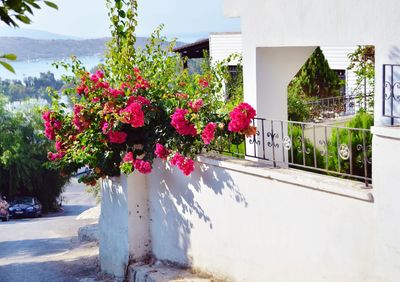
[372,127,400,282]
[223,0,400,126]
[148,157,374,282]
[97,145,400,281]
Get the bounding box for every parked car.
[8,197,42,218]
[0,196,10,222]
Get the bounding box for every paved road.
[0,178,102,282]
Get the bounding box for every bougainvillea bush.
[43,0,256,185]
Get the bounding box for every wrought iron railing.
[306,94,374,121]
[214,118,372,187]
[383,64,400,125]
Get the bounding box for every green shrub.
[0,96,69,212]
[288,124,324,169]
[327,111,373,179]
[288,92,312,121]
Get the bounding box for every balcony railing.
[383,64,400,125]
[306,94,374,121]
[214,117,372,187]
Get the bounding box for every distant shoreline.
[0,56,103,81]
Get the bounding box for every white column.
[99,172,150,277]
[245,46,316,163]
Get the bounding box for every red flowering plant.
[43,0,256,185]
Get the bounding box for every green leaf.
[0,61,16,73]
[15,15,31,24]
[44,1,59,10]
[118,10,126,18]
[1,53,17,61]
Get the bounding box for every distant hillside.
[0,37,185,61]
[0,27,82,40]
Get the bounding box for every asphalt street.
[0,178,101,282]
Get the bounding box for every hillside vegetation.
[0,37,184,61]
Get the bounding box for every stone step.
[128,263,216,282]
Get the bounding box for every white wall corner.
[372,126,400,281]
[99,176,129,277]
[99,173,151,278]
[127,172,151,261]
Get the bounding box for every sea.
[0,56,104,81]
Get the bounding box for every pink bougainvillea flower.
[90,70,104,83]
[44,126,55,140]
[108,131,127,144]
[189,99,204,112]
[101,122,109,135]
[170,152,185,166]
[199,78,209,88]
[42,111,52,122]
[76,84,89,96]
[91,97,100,103]
[42,110,62,141]
[170,152,195,176]
[127,95,150,107]
[180,158,195,176]
[109,88,124,98]
[155,143,169,160]
[53,120,62,130]
[123,152,134,163]
[98,81,109,89]
[170,108,197,137]
[47,151,65,162]
[90,74,99,83]
[73,104,87,132]
[134,159,152,174]
[120,102,145,128]
[55,141,63,151]
[228,102,256,133]
[201,122,217,145]
[96,70,104,79]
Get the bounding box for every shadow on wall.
[150,159,248,266]
[389,46,400,61]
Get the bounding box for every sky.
[1,0,240,42]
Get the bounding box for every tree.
[347,45,375,109]
[0,95,69,212]
[0,71,64,102]
[288,47,343,99]
[0,0,58,73]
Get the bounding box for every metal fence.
[214,118,372,187]
[383,64,400,125]
[306,94,374,121]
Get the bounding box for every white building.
[209,33,360,97]
[99,1,400,281]
[177,33,360,97]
